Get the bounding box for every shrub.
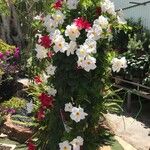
[1,97,26,111]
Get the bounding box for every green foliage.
[142,75,150,86]
[11,114,38,127]
[127,34,144,53]
[1,97,26,111]
[103,88,123,114]
[0,68,4,77]
[0,0,9,15]
[0,39,15,54]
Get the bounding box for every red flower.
[53,0,63,10]
[96,7,102,16]
[37,108,45,121]
[39,35,52,48]
[28,141,36,150]
[83,20,91,30]
[74,17,91,30]
[34,76,42,84]
[39,93,54,108]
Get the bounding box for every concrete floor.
[105,97,150,150]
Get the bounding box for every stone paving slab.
[0,143,16,150]
[115,136,136,150]
[105,113,150,150]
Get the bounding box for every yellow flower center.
[58,43,62,48]
[80,49,85,54]
[64,146,68,150]
[71,30,75,34]
[56,15,62,21]
[89,45,93,49]
[76,112,80,116]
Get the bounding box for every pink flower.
[47,51,54,59]
[5,50,11,56]
[39,35,52,48]
[14,47,20,58]
[0,52,4,59]
[74,17,91,30]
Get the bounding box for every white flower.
[51,29,61,42]
[35,44,47,59]
[65,24,80,41]
[87,25,102,40]
[34,15,41,20]
[77,57,84,67]
[47,86,57,96]
[46,64,56,76]
[117,16,127,24]
[70,106,88,122]
[84,38,97,54]
[52,10,65,25]
[67,0,79,9]
[59,141,71,150]
[71,136,84,150]
[26,101,33,114]
[43,15,57,33]
[101,0,116,15]
[117,10,127,24]
[53,36,68,53]
[82,55,97,72]
[76,45,88,58]
[94,16,109,29]
[42,72,50,83]
[111,57,127,73]
[66,41,77,56]
[35,33,42,39]
[65,103,73,112]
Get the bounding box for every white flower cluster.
[46,64,56,76]
[76,15,110,72]
[52,28,78,56]
[49,15,110,72]
[43,10,65,33]
[101,0,116,16]
[111,57,127,73]
[45,65,57,96]
[67,0,79,10]
[65,103,87,123]
[35,44,48,59]
[46,85,57,96]
[59,136,83,150]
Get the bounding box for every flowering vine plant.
[28,0,128,149]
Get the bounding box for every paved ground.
[106,98,150,150]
